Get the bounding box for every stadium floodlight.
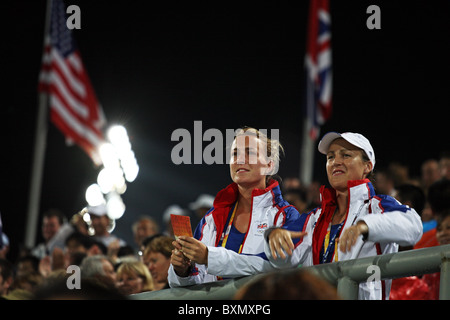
[85,183,105,206]
[99,142,120,169]
[106,192,125,220]
[86,124,138,221]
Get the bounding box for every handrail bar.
[131,244,450,300]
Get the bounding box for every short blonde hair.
[116,260,154,292]
[233,126,284,184]
[143,235,174,259]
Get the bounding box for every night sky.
[3,0,450,262]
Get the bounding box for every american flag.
[304,0,332,140]
[38,0,106,165]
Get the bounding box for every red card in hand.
[170,214,193,238]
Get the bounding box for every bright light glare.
[90,125,139,220]
[108,125,131,156]
[108,125,128,145]
[97,167,125,194]
[85,184,105,206]
[83,212,91,223]
[99,143,120,168]
[107,193,125,220]
[124,163,139,182]
[97,168,113,194]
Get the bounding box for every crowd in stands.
[0,204,177,300]
[0,151,449,300]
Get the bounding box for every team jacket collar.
[211,179,281,247]
[313,179,375,265]
[213,179,281,208]
[319,179,375,207]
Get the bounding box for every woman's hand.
[268,228,307,260]
[171,239,192,277]
[338,221,369,253]
[175,236,209,265]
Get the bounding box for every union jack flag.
[38,0,106,165]
[304,0,332,140]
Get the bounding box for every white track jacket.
[168,180,304,288]
[264,179,423,300]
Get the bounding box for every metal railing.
[131,244,450,300]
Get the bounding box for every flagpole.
[299,118,316,186]
[299,57,317,187]
[24,0,52,249]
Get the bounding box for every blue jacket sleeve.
[280,206,309,246]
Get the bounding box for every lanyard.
[321,201,368,264]
[218,201,243,253]
[322,220,344,264]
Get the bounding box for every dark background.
[3,0,449,263]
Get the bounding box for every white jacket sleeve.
[207,246,275,277]
[263,214,315,269]
[167,263,216,288]
[358,195,423,246]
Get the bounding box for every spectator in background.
[69,208,90,236]
[37,247,66,278]
[162,204,188,237]
[64,231,100,258]
[188,194,215,231]
[116,260,154,295]
[30,208,73,260]
[87,204,126,248]
[33,276,127,300]
[234,268,340,300]
[395,184,426,251]
[421,210,450,299]
[421,159,441,192]
[0,258,14,299]
[283,177,320,212]
[14,255,40,278]
[305,180,322,211]
[80,255,118,290]
[132,215,160,256]
[390,178,446,297]
[0,233,10,260]
[283,187,309,214]
[6,271,43,300]
[436,210,450,244]
[390,210,450,300]
[388,161,410,188]
[415,179,450,250]
[427,178,450,215]
[282,177,302,190]
[439,151,450,180]
[396,184,426,215]
[143,235,174,290]
[374,168,397,198]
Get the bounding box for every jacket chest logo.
[255,222,269,234]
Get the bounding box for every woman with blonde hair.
[116,260,153,295]
[168,126,305,287]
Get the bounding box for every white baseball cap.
[318,132,376,169]
[189,194,215,211]
[162,204,187,223]
[87,203,108,216]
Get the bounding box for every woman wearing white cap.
[265,132,423,300]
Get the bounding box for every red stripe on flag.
[38,2,106,166]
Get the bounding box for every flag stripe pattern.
[38,0,105,165]
[305,0,332,140]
